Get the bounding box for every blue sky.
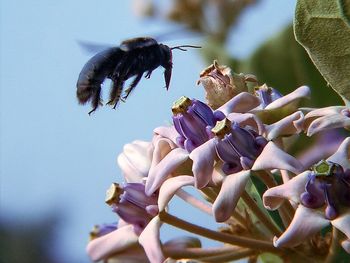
[1,1,295,262]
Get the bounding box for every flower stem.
[255,170,277,188]
[241,191,282,237]
[176,189,212,215]
[165,246,255,261]
[325,228,350,263]
[197,248,257,262]
[201,187,247,227]
[159,211,282,253]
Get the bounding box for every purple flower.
[263,137,350,252]
[105,182,158,235]
[300,160,350,220]
[172,96,223,152]
[212,118,267,174]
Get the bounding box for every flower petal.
[158,175,195,211]
[86,224,139,262]
[139,216,165,263]
[273,205,329,248]
[217,92,260,115]
[212,170,251,222]
[263,171,311,210]
[146,148,189,195]
[327,137,350,170]
[227,112,265,135]
[252,141,304,174]
[265,86,311,110]
[154,125,180,145]
[189,138,217,189]
[331,209,350,253]
[264,111,304,140]
[307,114,350,136]
[304,105,346,120]
[117,140,153,183]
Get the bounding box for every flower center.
[300,160,350,220]
[212,118,267,175]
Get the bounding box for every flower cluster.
[86,61,350,262]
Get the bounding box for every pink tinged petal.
[146,148,189,195]
[154,126,179,145]
[307,114,350,136]
[117,140,153,183]
[264,111,304,140]
[304,106,346,120]
[189,138,217,189]
[158,175,195,211]
[331,210,350,253]
[217,92,261,115]
[273,205,330,248]
[146,137,178,190]
[263,171,311,210]
[327,137,350,170]
[151,137,176,165]
[252,141,304,174]
[138,216,165,263]
[87,225,139,262]
[213,170,251,222]
[265,86,311,110]
[227,112,265,135]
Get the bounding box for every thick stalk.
[176,189,212,215]
[201,187,247,227]
[241,191,282,236]
[159,211,282,253]
[197,248,257,262]
[165,246,254,259]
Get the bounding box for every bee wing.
[77,40,114,55]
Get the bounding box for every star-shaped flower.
[262,137,350,252]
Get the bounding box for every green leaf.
[238,25,342,108]
[294,0,350,101]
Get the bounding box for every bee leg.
[123,73,143,100]
[144,70,153,79]
[164,65,172,90]
[88,85,102,115]
[107,78,125,108]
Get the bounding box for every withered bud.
[197,60,257,109]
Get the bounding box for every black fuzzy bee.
[76,37,200,114]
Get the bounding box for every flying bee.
[76,37,200,114]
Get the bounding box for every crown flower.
[86,56,350,262]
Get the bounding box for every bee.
[76,37,200,114]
